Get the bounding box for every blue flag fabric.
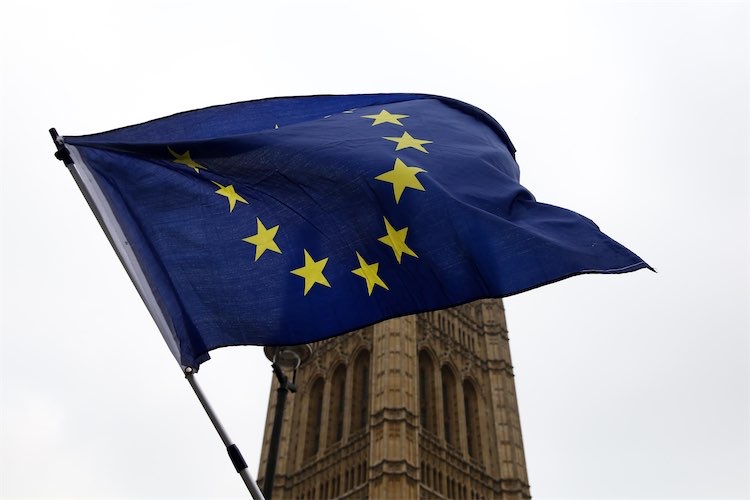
[62,94,650,369]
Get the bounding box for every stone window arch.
[304,377,324,458]
[350,349,370,433]
[441,364,459,448]
[463,378,482,461]
[418,349,437,434]
[327,363,347,446]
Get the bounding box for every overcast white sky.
[1,1,748,499]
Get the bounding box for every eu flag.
[57,94,651,369]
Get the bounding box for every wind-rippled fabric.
[63,94,651,368]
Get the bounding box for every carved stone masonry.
[257,298,531,499]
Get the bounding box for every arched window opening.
[351,350,370,432]
[441,365,459,448]
[304,377,324,458]
[327,364,347,446]
[418,350,437,433]
[463,379,482,461]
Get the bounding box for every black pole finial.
[49,128,73,167]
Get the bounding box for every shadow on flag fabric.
[57,94,652,369]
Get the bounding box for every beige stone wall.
[258,299,531,499]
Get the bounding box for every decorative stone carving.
[257,298,531,499]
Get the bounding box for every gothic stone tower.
[257,298,531,499]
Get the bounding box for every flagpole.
[50,129,263,498]
[185,368,265,500]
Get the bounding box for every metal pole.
[51,129,262,495]
[262,363,294,499]
[185,368,265,500]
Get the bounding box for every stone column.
[481,299,531,499]
[368,316,420,499]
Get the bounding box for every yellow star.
[378,217,418,263]
[242,218,281,261]
[211,181,248,212]
[167,147,206,173]
[351,252,388,296]
[362,109,409,126]
[375,158,426,203]
[291,250,331,295]
[383,131,432,153]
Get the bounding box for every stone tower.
[257,298,531,499]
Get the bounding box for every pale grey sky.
[1,1,748,499]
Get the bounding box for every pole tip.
[49,128,73,166]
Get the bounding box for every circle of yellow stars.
[166,106,430,297]
[345,108,427,295]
